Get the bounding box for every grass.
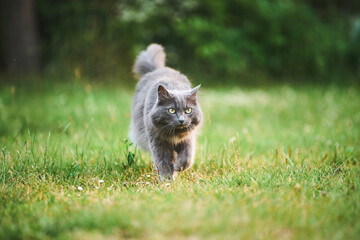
[0,80,359,239]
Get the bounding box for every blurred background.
[0,0,359,86]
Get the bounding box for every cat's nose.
[178,116,184,124]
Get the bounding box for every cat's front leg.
[150,142,175,180]
[174,140,194,172]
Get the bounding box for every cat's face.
[150,85,202,137]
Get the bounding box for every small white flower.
[99,180,104,183]
[229,136,236,144]
[96,187,99,189]
[78,186,83,191]
[146,175,151,177]
[165,183,171,187]
[146,182,150,185]
[77,194,80,196]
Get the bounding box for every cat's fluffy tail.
[133,43,166,78]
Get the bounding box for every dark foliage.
[32,0,360,84]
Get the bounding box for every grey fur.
[133,44,166,78]
[130,44,202,180]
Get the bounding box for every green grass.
[0,81,359,239]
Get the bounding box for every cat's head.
[150,84,202,137]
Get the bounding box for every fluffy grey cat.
[130,44,202,180]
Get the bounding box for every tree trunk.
[0,0,41,73]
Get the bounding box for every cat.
[129,44,202,180]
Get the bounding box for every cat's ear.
[157,84,171,102]
[189,85,201,104]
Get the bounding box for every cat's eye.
[185,108,192,114]
[168,108,176,114]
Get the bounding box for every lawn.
[0,81,359,239]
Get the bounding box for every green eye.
[185,108,192,114]
[168,108,176,114]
